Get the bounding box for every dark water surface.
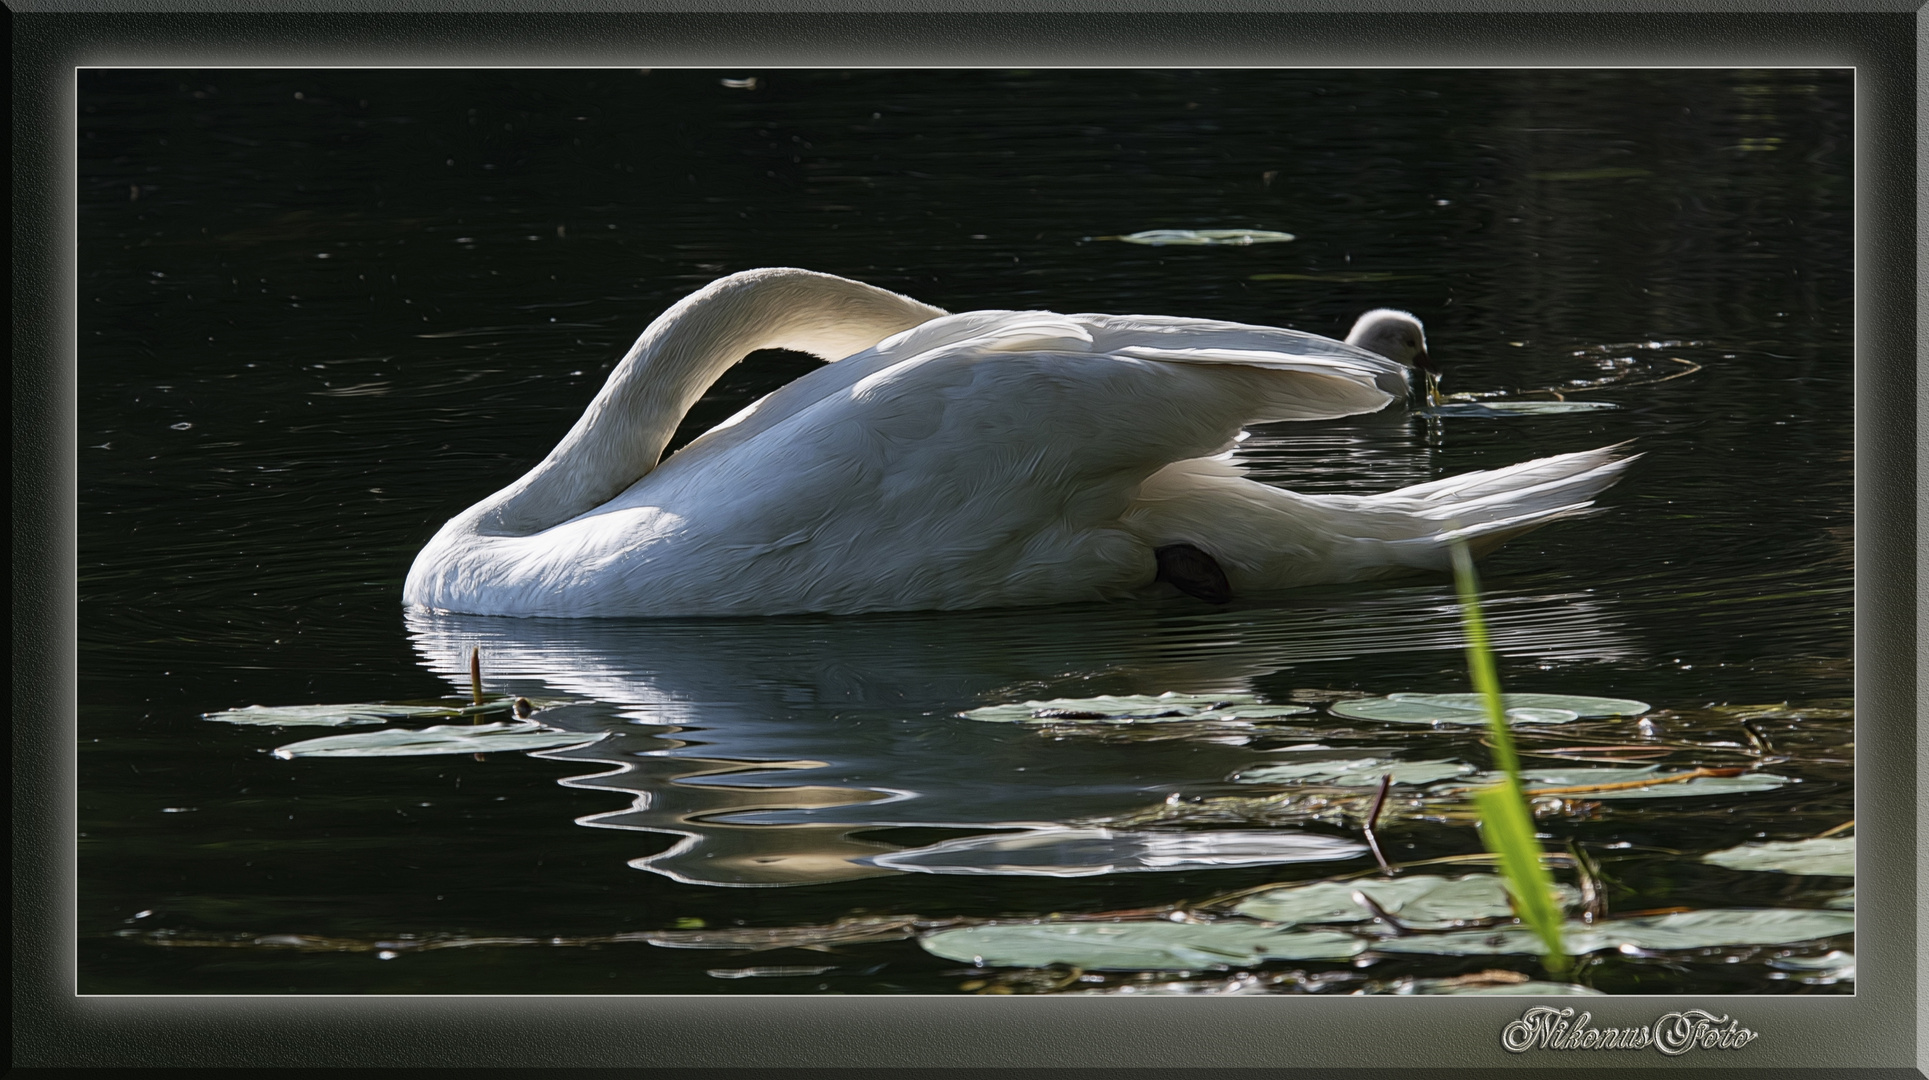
[79,68,1852,995]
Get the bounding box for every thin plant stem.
[1363,772,1394,874]
[469,646,484,707]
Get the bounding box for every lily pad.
[1376,907,1854,956]
[271,721,605,759]
[1389,692,1650,718]
[1328,696,1579,726]
[963,693,1311,726]
[1702,836,1854,877]
[1233,758,1477,788]
[1585,908,1855,951]
[1422,401,1620,417]
[866,827,1364,877]
[206,696,562,728]
[206,702,474,728]
[1439,766,1793,800]
[1105,228,1296,246]
[1234,874,1578,928]
[921,920,1363,971]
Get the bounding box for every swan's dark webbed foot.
[1153,543,1232,605]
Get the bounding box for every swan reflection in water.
[405,583,1634,888]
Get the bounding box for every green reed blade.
[1450,540,1569,973]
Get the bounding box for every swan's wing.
[664,309,1116,470]
[1071,313,1411,389]
[668,310,1400,469]
[644,320,1394,536]
[588,321,1395,613]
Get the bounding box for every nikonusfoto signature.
[1502,1006,1760,1054]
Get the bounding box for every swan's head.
[1345,308,1435,375]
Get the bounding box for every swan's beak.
[1410,349,1441,406]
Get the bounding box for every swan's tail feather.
[1380,440,1637,506]
[1348,444,1638,572]
[1125,444,1637,591]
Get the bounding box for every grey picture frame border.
[12,4,1920,1075]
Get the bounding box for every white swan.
[405,268,1633,617]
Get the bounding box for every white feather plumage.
[404,268,1632,617]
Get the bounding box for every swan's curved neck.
[466,268,945,537]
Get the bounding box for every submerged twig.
[1506,742,1673,764]
[1350,889,1413,936]
[1812,820,1855,839]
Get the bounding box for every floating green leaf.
[1702,836,1854,877]
[1233,758,1477,788]
[1328,696,1579,726]
[1825,888,1855,910]
[921,920,1364,971]
[1376,907,1854,956]
[1586,908,1855,951]
[1439,766,1793,800]
[1390,692,1649,718]
[272,721,605,759]
[1435,767,1790,802]
[1373,924,1603,957]
[1234,873,1577,928]
[1103,228,1296,246]
[964,693,1311,726]
[206,696,563,728]
[206,702,474,728]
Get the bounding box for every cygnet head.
[1345,308,1435,374]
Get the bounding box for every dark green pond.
[79,68,1853,995]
